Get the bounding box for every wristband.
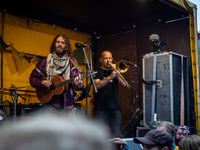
[123,146,130,150]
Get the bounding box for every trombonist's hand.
[109,62,127,87]
[109,62,116,70]
[108,62,118,79]
[109,70,118,79]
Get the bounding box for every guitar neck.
[55,77,75,88]
[53,72,90,89]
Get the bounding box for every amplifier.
[136,126,152,137]
[143,51,189,126]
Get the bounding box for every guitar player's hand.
[42,80,52,88]
[74,74,83,89]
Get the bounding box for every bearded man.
[30,34,83,115]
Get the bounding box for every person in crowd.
[93,51,126,137]
[0,113,110,150]
[156,120,176,137]
[112,120,176,150]
[29,34,84,116]
[113,129,173,150]
[156,120,177,149]
[134,129,174,150]
[176,125,190,146]
[179,134,200,150]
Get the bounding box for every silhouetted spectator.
[179,134,200,150]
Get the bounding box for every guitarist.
[29,34,84,115]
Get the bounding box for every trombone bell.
[116,60,129,73]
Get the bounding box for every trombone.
[109,60,130,88]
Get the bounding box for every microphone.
[75,42,87,48]
[126,61,137,67]
[149,34,160,42]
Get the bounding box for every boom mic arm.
[75,42,87,48]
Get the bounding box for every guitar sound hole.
[50,83,56,91]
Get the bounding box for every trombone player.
[93,51,127,138]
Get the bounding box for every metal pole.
[131,66,135,137]
[84,62,88,117]
[1,12,5,102]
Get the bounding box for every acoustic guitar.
[36,72,96,103]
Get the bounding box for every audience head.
[156,120,176,137]
[0,113,110,150]
[134,129,173,150]
[179,134,200,150]
[176,125,190,145]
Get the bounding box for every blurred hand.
[110,63,116,70]
[113,138,128,150]
[109,70,118,80]
[74,74,83,88]
[42,80,52,88]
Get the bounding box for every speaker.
[136,127,152,137]
[143,52,189,126]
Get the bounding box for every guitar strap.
[69,57,85,75]
[36,67,47,78]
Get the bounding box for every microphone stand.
[84,62,89,117]
[13,90,18,120]
[11,90,26,119]
[131,65,136,137]
[82,45,98,117]
[126,61,137,137]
